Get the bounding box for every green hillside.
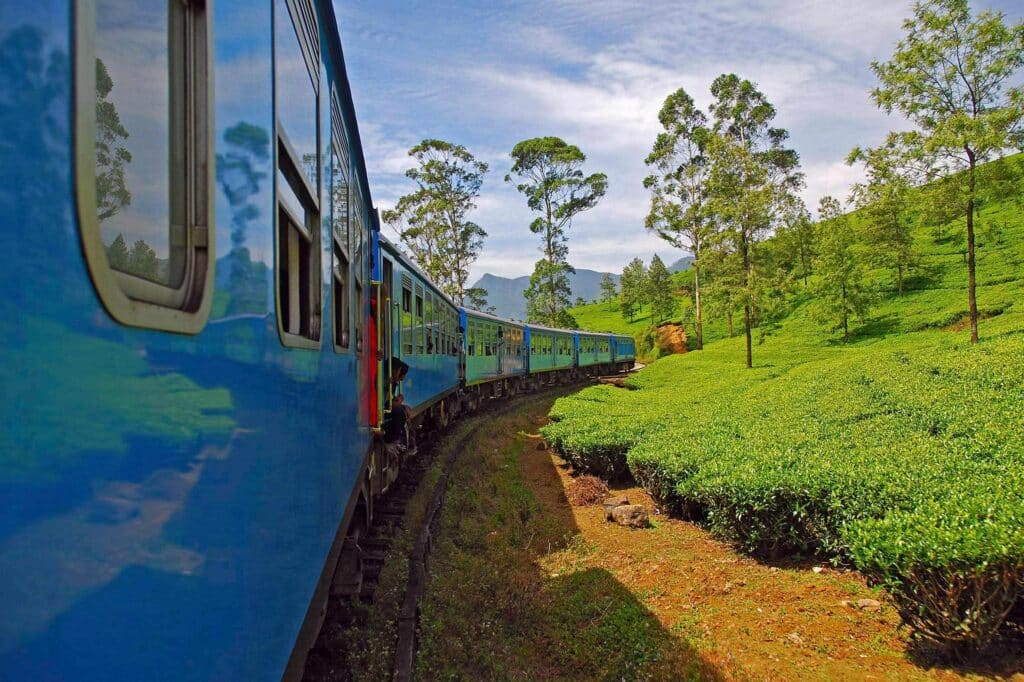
[544,154,1024,656]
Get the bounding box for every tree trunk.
[897,262,903,296]
[693,264,703,350]
[842,281,848,341]
[966,151,979,345]
[742,231,752,369]
[743,303,752,368]
[727,310,733,337]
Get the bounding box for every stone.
[812,566,825,574]
[610,504,649,528]
[856,598,882,612]
[787,632,804,646]
[603,497,630,521]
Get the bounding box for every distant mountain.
[470,269,621,320]
[668,256,694,273]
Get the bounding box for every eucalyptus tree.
[619,257,647,322]
[382,139,488,302]
[870,0,1024,343]
[811,196,873,341]
[847,142,917,295]
[505,136,607,326]
[646,254,676,323]
[774,196,816,287]
[643,88,712,349]
[599,272,617,310]
[706,74,803,368]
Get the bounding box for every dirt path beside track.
[411,391,1023,681]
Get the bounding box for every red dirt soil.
[521,443,1024,681]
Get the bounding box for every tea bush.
[544,195,1024,653]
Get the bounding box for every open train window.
[425,294,434,355]
[275,0,322,348]
[76,0,214,333]
[331,94,350,351]
[415,285,424,355]
[401,277,413,355]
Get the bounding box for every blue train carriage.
[524,324,576,386]
[611,333,637,371]
[575,330,613,374]
[461,308,527,405]
[378,236,461,428]
[0,0,390,679]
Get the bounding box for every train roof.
[462,307,526,327]
[525,323,577,335]
[320,2,377,235]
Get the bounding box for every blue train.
[0,2,635,680]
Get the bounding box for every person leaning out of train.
[382,393,412,457]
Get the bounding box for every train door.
[497,324,506,376]
[381,258,394,413]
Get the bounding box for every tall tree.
[870,0,1024,343]
[847,142,917,295]
[382,139,488,302]
[643,88,713,349]
[505,137,607,326]
[217,121,271,314]
[774,197,816,287]
[646,255,676,323]
[107,233,129,271]
[619,257,647,322]
[128,239,159,281]
[599,272,617,309]
[811,196,873,341]
[94,58,132,223]
[706,74,803,368]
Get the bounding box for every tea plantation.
[544,166,1024,655]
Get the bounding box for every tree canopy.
[382,139,488,303]
[506,136,607,326]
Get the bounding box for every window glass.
[415,286,424,354]
[334,241,349,349]
[275,0,318,193]
[95,0,183,287]
[401,284,412,355]
[275,0,321,343]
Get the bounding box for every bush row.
[541,332,1024,653]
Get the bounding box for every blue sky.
[333,0,1022,281]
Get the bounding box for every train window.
[484,324,492,356]
[401,279,413,355]
[425,294,434,355]
[77,0,214,333]
[275,0,322,347]
[331,99,350,352]
[415,286,424,355]
[467,321,475,357]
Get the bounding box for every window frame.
[274,0,323,349]
[75,0,215,334]
[330,92,351,352]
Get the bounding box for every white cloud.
[340,0,1013,282]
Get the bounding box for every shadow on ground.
[414,390,721,680]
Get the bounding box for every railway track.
[301,379,603,681]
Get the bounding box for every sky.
[332,0,1022,282]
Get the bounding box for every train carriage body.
[576,331,612,368]
[525,324,575,374]
[378,237,460,415]
[461,308,526,386]
[612,334,636,367]
[0,1,382,679]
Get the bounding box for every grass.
[543,154,1024,656]
[415,396,714,680]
